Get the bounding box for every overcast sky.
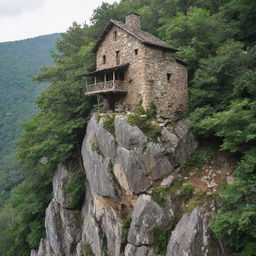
[0,0,117,42]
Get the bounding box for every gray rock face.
[166,208,227,256]
[115,147,151,194]
[32,114,203,256]
[80,189,104,256]
[37,239,53,256]
[142,142,174,181]
[101,204,122,256]
[45,200,81,256]
[52,164,70,208]
[125,244,156,256]
[97,118,116,160]
[115,116,147,150]
[81,115,120,199]
[161,120,198,164]
[128,194,174,246]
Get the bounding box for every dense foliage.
[0,34,60,207]
[0,0,255,255]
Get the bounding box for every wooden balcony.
[85,80,127,96]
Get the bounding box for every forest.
[0,34,60,207]
[0,0,255,255]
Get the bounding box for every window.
[167,73,171,82]
[134,49,138,55]
[102,55,106,65]
[114,31,117,40]
[116,51,120,65]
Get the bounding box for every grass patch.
[64,170,85,209]
[103,114,115,135]
[180,184,194,201]
[81,244,94,256]
[151,178,184,206]
[184,145,215,168]
[152,218,178,256]
[152,186,169,206]
[90,136,101,155]
[121,216,132,242]
[127,105,161,141]
[95,112,102,122]
[186,191,219,211]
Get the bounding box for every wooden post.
[113,71,115,90]
[94,76,97,84]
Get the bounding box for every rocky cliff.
[31,114,230,256]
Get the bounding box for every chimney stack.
[125,12,141,31]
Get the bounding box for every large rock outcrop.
[32,114,230,256]
[166,208,228,256]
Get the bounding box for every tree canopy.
[0,0,255,255]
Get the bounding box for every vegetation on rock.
[0,0,255,254]
[127,105,161,141]
[64,169,85,209]
[103,114,115,135]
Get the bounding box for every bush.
[103,114,115,135]
[81,243,94,256]
[181,184,194,201]
[121,216,132,242]
[64,170,85,209]
[152,186,169,206]
[152,218,178,255]
[184,146,215,168]
[127,106,161,141]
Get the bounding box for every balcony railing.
[85,80,127,96]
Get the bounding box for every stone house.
[84,13,188,120]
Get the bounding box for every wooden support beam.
[113,71,115,89]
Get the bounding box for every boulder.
[128,194,174,246]
[166,208,229,256]
[114,147,151,194]
[142,142,174,181]
[115,116,147,150]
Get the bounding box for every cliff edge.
[31,114,230,256]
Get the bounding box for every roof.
[92,19,177,53]
[175,58,188,66]
[82,63,130,77]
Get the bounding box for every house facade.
[84,13,188,120]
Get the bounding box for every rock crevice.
[31,114,230,256]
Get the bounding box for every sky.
[0,0,117,42]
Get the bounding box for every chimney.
[125,12,141,31]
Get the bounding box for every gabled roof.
[92,19,177,53]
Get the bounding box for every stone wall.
[144,46,188,120]
[96,24,188,119]
[97,25,146,110]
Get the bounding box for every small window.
[134,49,138,55]
[103,55,106,65]
[116,51,120,65]
[114,31,117,40]
[167,73,171,82]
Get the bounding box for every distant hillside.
[0,33,60,203]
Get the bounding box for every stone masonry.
[85,13,188,120]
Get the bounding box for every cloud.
[0,0,46,16]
